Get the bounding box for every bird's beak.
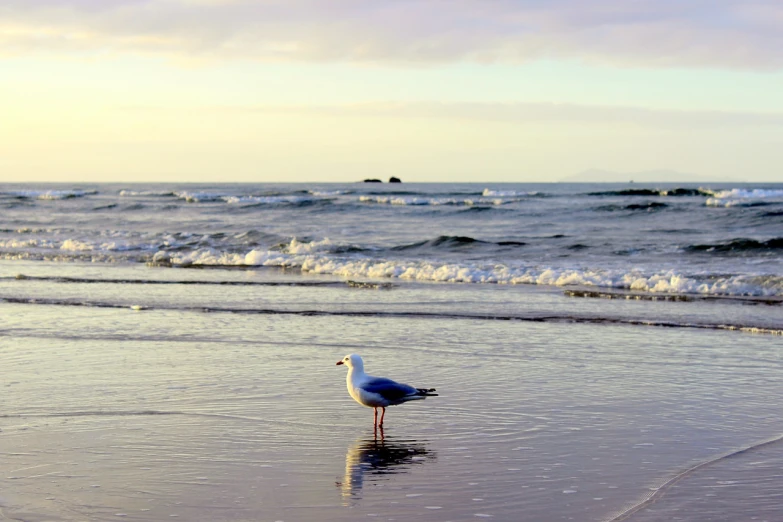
[336,360,344,366]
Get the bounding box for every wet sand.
[1,261,782,521]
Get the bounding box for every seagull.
[336,354,437,427]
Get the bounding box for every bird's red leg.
[373,407,378,426]
[379,407,386,427]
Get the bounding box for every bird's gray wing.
[361,377,417,400]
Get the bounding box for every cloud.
[1,0,782,69]
[220,101,783,128]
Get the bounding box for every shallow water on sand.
[1,261,782,521]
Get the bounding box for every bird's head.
[336,354,364,371]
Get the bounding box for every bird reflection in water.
[338,428,435,504]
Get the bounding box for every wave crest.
[150,245,783,297]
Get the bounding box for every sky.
[1,0,782,183]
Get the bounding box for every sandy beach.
[2,259,782,521]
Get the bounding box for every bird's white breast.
[347,371,387,408]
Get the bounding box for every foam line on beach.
[5,274,349,287]
[0,410,182,418]
[2,296,781,335]
[0,329,384,355]
[605,432,783,522]
[0,410,351,429]
[564,288,782,306]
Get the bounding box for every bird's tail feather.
[416,388,438,397]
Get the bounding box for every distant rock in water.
[363,179,383,183]
[389,177,402,183]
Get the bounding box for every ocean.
[1,182,782,521]
[1,182,782,299]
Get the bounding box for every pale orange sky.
[1,1,782,182]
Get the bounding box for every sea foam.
[160,239,783,297]
[706,188,783,207]
[482,188,540,197]
[359,195,515,206]
[6,190,96,200]
[118,190,176,197]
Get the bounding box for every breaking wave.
[118,189,177,197]
[358,195,513,206]
[705,188,783,207]
[171,191,319,205]
[482,188,544,197]
[134,239,783,298]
